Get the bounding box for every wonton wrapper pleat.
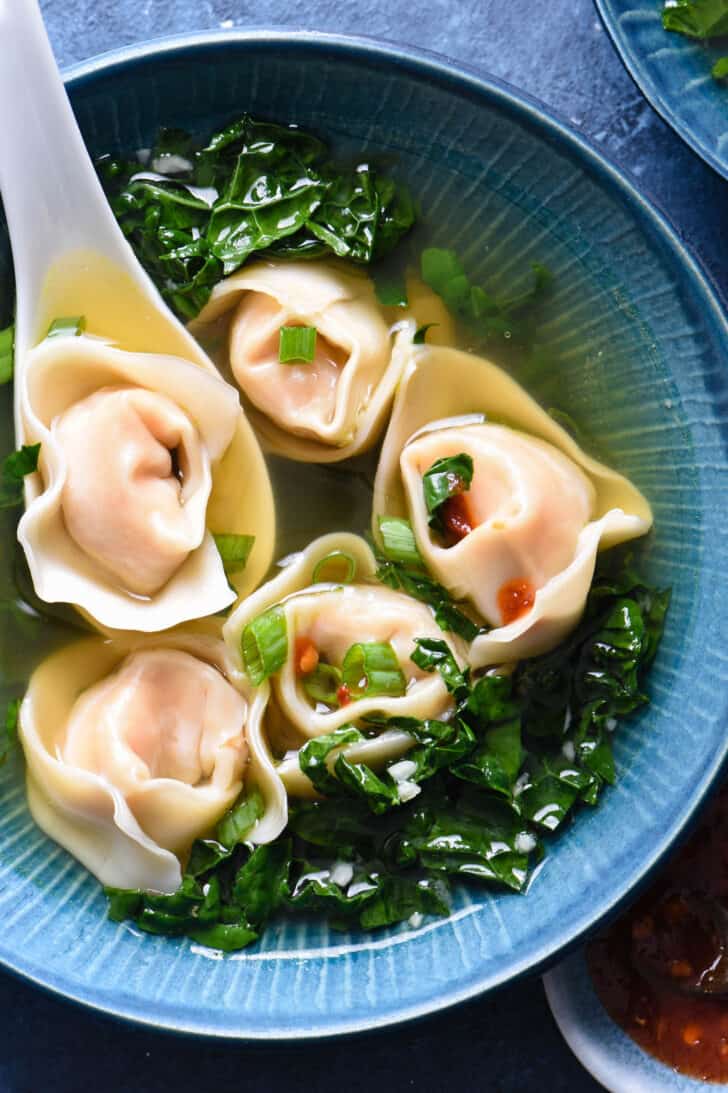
[191,260,416,462]
[373,347,653,667]
[223,535,458,775]
[19,627,287,894]
[16,335,274,631]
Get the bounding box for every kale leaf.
[0,444,40,509]
[421,247,552,347]
[100,116,415,321]
[662,0,728,39]
[104,550,669,951]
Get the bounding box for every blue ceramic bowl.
[545,953,713,1090]
[596,0,728,179]
[1,30,728,1039]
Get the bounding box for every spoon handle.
[0,0,138,354]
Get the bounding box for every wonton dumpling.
[400,423,596,625]
[223,534,460,796]
[374,347,653,667]
[191,260,415,462]
[16,334,274,631]
[55,387,211,597]
[19,631,287,893]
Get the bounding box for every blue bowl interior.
[596,0,728,180]
[0,33,726,1038]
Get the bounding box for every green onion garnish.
[0,324,14,384]
[213,533,255,574]
[46,315,86,339]
[312,550,357,584]
[278,325,317,364]
[377,516,422,567]
[423,452,474,528]
[302,662,343,705]
[241,606,288,686]
[342,641,406,699]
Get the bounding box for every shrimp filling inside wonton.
[400,423,595,626]
[54,386,212,598]
[230,294,350,433]
[63,649,248,807]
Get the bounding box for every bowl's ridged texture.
[596,0,728,179]
[0,33,726,1038]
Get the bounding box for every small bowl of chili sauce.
[545,784,728,1089]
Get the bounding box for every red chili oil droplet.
[498,578,535,625]
[440,493,475,544]
[336,683,352,707]
[295,637,319,676]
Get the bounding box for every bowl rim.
[593,0,728,182]
[544,951,714,1091]
[2,26,728,1040]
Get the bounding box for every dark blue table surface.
[3,2,724,1091]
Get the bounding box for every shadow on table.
[0,965,601,1093]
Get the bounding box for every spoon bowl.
[0,0,218,379]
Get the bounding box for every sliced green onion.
[241,606,287,685]
[46,315,86,339]
[342,641,406,699]
[213,533,255,574]
[377,516,422,566]
[0,324,14,384]
[278,325,317,364]
[413,323,438,345]
[302,662,343,705]
[423,452,474,524]
[312,550,357,584]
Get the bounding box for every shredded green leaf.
[104,550,669,951]
[0,699,20,764]
[100,116,415,320]
[421,247,551,346]
[423,452,474,531]
[279,325,317,364]
[662,0,728,39]
[0,443,40,510]
[374,273,408,308]
[411,637,469,696]
[374,518,482,642]
[216,787,265,850]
